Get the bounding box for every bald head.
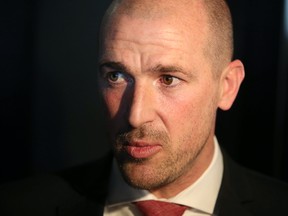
[202,0,234,72]
[105,0,197,19]
[100,0,233,75]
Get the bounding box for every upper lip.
[128,140,160,147]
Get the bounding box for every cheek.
[102,89,125,119]
[161,91,216,140]
[101,91,127,137]
[159,96,196,134]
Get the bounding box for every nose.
[128,82,155,128]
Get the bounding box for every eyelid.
[102,70,134,87]
[109,71,125,80]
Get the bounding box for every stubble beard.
[112,126,204,191]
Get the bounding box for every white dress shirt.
[104,136,223,216]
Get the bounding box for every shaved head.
[202,0,233,73]
[100,0,233,76]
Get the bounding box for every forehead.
[101,0,209,45]
[105,18,185,48]
[100,12,209,56]
[99,16,213,80]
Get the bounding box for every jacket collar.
[215,148,254,216]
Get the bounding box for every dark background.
[1,0,288,183]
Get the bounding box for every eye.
[160,75,181,87]
[106,71,126,84]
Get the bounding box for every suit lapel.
[215,149,254,216]
[56,200,104,216]
[57,198,105,216]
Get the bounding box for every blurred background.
[1,0,288,183]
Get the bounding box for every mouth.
[125,141,162,159]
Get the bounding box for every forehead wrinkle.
[105,24,185,45]
[103,38,188,57]
[101,32,204,73]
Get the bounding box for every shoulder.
[0,173,81,216]
[221,149,288,215]
[0,152,113,216]
[224,151,288,195]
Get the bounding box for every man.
[0,0,288,215]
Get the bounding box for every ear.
[218,59,245,110]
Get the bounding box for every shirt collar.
[106,136,223,214]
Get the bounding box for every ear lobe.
[218,59,245,110]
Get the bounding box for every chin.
[119,162,171,191]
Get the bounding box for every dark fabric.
[215,149,288,216]
[0,149,288,216]
[0,151,113,216]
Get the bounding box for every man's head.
[98,0,244,198]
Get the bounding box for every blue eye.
[106,72,126,83]
[108,72,121,82]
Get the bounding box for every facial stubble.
[113,126,205,191]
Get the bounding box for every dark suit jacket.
[1,150,288,216]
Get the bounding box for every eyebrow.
[99,62,184,73]
[150,64,194,78]
[150,64,185,73]
[99,61,129,72]
[99,61,194,78]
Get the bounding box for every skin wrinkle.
[101,27,207,80]
[100,61,196,84]
[98,0,244,198]
[100,0,233,76]
[102,30,187,52]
